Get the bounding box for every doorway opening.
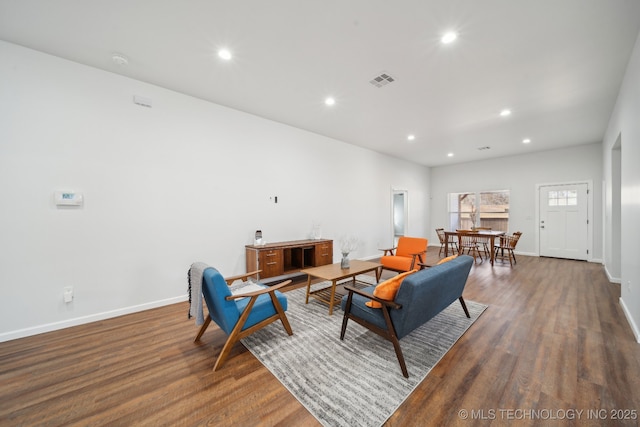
[391,189,408,247]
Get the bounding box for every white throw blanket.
[189,262,209,326]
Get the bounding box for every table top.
[301,260,381,281]
[445,230,505,237]
[245,238,332,249]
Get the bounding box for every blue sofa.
[340,254,474,377]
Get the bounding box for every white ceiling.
[1,0,640,167]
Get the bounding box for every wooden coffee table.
[302,260,382,315]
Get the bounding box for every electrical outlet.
[628,281,632,292]
[64,286,73,303]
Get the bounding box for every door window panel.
[548,190,577,206]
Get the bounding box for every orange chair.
[379,237,428,275]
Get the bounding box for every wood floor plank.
[1,250,639,426]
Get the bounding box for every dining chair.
[436,228,458,257]
[471,227,492,258]
[495,231,522,266]
[456,229,483,263]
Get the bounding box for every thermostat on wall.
[55,191,84,206]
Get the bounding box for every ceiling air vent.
[369,72,396,88]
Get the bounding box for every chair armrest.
[224,270,262,286]
[343,285,402,310]
[225,279,292,300]
[378,247,397,256]
[408,252,426,269]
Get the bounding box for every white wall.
[0,41,430,341]
[429,143,603,260]
[602,32,640,341]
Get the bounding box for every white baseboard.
[619,297,640,343]
[513,250,537,257]
[604,265,622,284]
[0,295,188,343]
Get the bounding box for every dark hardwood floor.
[1,249,639,426]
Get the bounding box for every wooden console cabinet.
[245,239,333,279]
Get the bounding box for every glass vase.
[341,252,350,269]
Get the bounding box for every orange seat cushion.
[366,269,417,308]
[380,255,417,271]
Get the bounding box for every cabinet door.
[314,241,333,266]
[259,249,283,278]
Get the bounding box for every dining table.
[444,229,506,266]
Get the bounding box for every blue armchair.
[193,267,293,371]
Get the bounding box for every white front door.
[539,183,588,260]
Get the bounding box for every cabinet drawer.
[314,242,333,266]
[259,249,283,278]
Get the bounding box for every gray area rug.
[241,277,487,427]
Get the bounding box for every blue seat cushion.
[235,291,288,331]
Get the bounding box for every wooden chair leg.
[213,293,294,371]
[341,290,408,377]
[340,292,354,340]
[459,297,470,318]
[194,316,211,342]
[482,243,490,258]
[471,246,482,263]
[507,249,514,266]
[212,296,258,371]
[213,333,240,371]
[269,292,293,335]
[381,305,408,378]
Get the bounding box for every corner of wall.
[619,297,640,343]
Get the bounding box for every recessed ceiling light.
[441,32,458,44]
[500,109,512,117]
[523,138,531,144]
[218,49,232,60]
[407,134,415,141]
[447,152,454,157]
[325,97,336,106]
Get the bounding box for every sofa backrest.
[391,255,474,338]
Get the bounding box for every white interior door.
[539,183,588,260]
